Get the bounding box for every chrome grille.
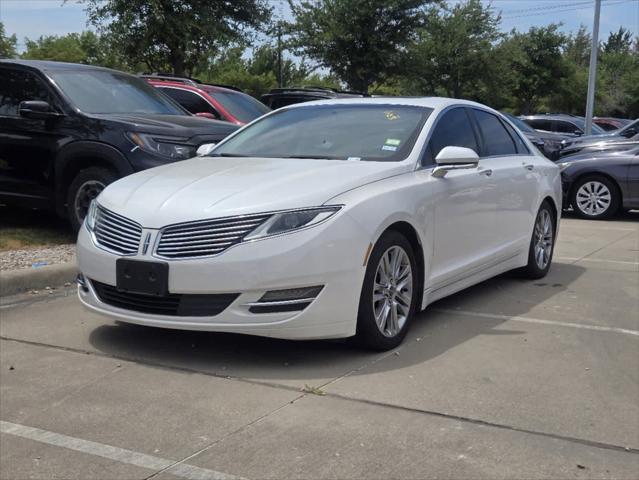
[93,206,142,255]
[156,214,270,259]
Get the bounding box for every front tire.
[354,231,419,351]
[571,175,620,220]
[66,167,117,232]
[520,201,556,279]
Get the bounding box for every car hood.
[90,113,239,138]
[97,156,409,228]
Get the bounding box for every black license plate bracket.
[116,259,169,296]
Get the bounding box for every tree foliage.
[81,0,271,76]
[0,22,18,58]
[287,0,433,92]
[406,0,502,100]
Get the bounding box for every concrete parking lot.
[1,214,638,479]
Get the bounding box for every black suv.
[260,87,369,109]
[0,60,238,230]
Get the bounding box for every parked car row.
[1,59,636,232]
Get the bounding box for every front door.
[425,107,498,288]
[0,67,63,205]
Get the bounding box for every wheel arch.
[379,221,426,311]
[54,142,134,216]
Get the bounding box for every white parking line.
[434,309,639,337]
[556,256,639,266]
[0,421,244,480]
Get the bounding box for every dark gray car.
[520,114,607,137]
[502,113,565,159]
[559,147,639,219]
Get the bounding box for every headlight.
[244,206,341,240]
[127,132,195,160]
[85,199,98,231]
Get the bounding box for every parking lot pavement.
[1,214,638,479]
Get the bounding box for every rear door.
[471,109,539,254]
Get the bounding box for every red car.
[143,74,270,125]
[593,117,632,132]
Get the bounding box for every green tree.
[599,27,638,116]
[288,0,432,93]
[407,0,502,101]
[21,31,130,70]
[81,0,271,77]
[0,22,18,58]
[496,25,570,114]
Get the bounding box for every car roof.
[520,114,581,121]
[146,79,240,94]
[0,59,116,73]
[279,96,493,113]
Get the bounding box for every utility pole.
[277,22,283,88]
[584,0,601,135]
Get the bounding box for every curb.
[0,261,78,297]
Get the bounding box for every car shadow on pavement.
[88,262,586,382]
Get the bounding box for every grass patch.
[0,206,75,251]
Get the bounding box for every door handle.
[478,168,493,176]
[523,164,534,171]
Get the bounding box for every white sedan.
[76,98,561,350]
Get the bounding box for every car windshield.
[211,104,432,161]
[210,90,271,123]
[49,70,186,115]
[620,119,639,134]
[503,113,535,133]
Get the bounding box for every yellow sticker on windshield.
[384,111,400,121]
[385,138,401,146]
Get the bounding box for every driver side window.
[0,69,51,117]
[423,107,478,166]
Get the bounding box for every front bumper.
[76,212,369,340]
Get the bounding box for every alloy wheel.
[372,246,413,338]
[74,180,105,224]
[534,209,553,270]
[576,181,611,217]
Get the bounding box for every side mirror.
[622,128,636,138]
[196,143,217,156]
[432,146,479,178]
[19,101,62,120]
[573,130,583,136]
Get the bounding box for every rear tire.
[354,231,419,351]
[571,175,620,220]
[520,201,556,279]
[66,167,117,232]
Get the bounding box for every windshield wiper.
[208,153,249,157]
[279,155,344,160]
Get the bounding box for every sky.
[1,0,638,53]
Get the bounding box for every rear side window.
[502,121,530,154]
[428,107,479,160]
[473,109,517,156]
[527,119,553,132]
[0,68,51,116]
[159,88,220,119]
